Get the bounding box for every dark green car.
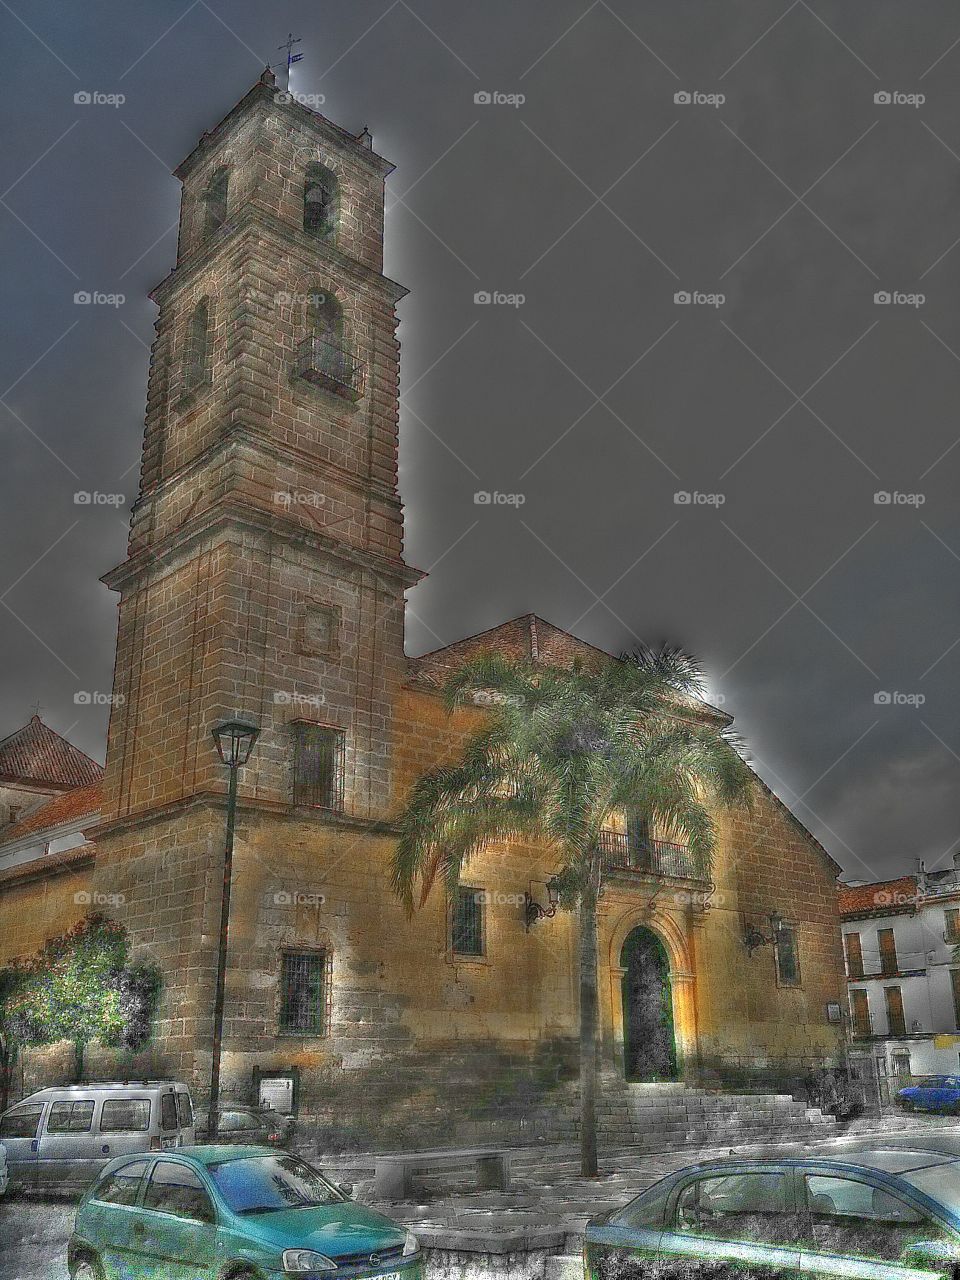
[68,1145,422,1280]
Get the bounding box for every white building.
[839,863,960,1092]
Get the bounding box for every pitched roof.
[838,876,919,918]
[0,716,104,790]
[0,782,102,846]
[409,613,613,688]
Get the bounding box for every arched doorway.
[620,926,678,1081]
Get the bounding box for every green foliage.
[393,644,754,909]
[0,914,161,1073]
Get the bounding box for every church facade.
[0,73,846,1145]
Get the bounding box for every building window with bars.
[774,923,801,987]
[278,950,331,1036]
[292,723,345,811]
[884,985,906,1038]
[850,989,871,1038]
[878,927,899,976]
[844,931,864,979]
[451,885,485,958]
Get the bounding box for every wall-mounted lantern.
[743,910,784,957]
[524,877,561,930]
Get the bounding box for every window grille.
[452,885,485,957]
[292,724,345,811]
[279,950,332,1035]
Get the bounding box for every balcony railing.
[598,828,707,882]
[294,336,365,400]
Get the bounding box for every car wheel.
[70,1255,104,1280]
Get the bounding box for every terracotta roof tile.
[838,876,918,917]
[0,782,102,846]
[0,716,103,790]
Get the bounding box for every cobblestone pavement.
[2,1115,958,1280]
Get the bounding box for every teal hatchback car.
[67,1145,422,1280]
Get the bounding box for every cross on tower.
[274,33,303,91]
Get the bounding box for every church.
[0,71,846,1145]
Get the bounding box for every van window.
[160,1094,178,1131]
[176,1093,193,1129]
[0,1103,44,1138]
[93,1158,150,1206]
[100,1099,151,1133]
[47,1100,95,1133]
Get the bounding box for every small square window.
[451,886,485,958]
[279,950,331,1035]
[292,724,344,811]
[775,924,801,987]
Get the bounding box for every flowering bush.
[0,914,161,1081]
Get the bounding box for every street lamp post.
[208,718,259,1141]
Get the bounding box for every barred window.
[279,950,332,1035]
[775,924,801,987]
[451,885,485,958]
[292,724,344,811]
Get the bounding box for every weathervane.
[274,33,303,92]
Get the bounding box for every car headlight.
[282,1248,337,1272]
[402,1230,419,1257]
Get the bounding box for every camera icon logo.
[74,691,92,704]
[874,91,892,105]
[674,491,692,504]
[74,291,92,305]
[873,491,891,504]
[674,91,691,105]
[74,491,92,504]
[474,291,492,304]
[274,91,293,104]
[674,291,691,304]
[874,291,891,305]
[74,91,92,105]
[74,891,92,904]
[474,91,492,105]
[474,491,492,504]
[874,691,892,705]
[273,691,291,704]
[273,891,292,905]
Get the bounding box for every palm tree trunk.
[579,850,600,1177]
[73,1039,85,1084]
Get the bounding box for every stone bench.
[374,1147,511,1200]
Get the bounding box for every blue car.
[898,1077,960,1115]
[68,1145,421,1280]
[584,1149,960,1279]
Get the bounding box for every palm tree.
[392,644,753,1177]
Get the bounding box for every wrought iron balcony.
[598,828,708,882]
[295,336,364,400]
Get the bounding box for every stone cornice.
[150,205,407,309]
[90,790,399,843]
[101,496,423,593]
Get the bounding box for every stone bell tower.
[90,69,416,1084]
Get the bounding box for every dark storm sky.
[2,1,960,885]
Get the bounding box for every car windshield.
[901,1162,960,1212]
[917,1078,948,1087]
[209,1154,343,1214]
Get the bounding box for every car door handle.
[132,1222,145,1237]
[30,1140,38,1153]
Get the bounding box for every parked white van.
[0,1080,195,1191]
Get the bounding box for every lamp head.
[212,718,260,767]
